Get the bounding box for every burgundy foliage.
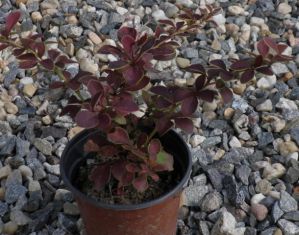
[0,8,293,194]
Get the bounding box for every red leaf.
[122,65,144,85]
[158,19,175,27]
[97,113,111,130]
[60,104,81,118]
[197,90,216,102]
[121,35,136,56]
[87,79,103,96]
[3,11,21,36]
[273,54,294,62]
[174,118,194,133]
[114,98,139,114]
[49,81,65,89]
[84,139,100,152]
[184,64,205,74]
[56,55,76,64]
[126,163,139,173]
[117,27,137,41]
[148,139,161,155]
[68,79,81,90]
[256,66,273,75]
[13,48,25,56]
[195,75,206,90]
[140,37,155,54]
[17,53,36,61]
[132,174,148,192]
[155,118,173,135]
[149,44,176,61]
[98,45,122,56]
[220,87,233,103]
[75,110,99,128]
[220,70,233,81]
[19,60,37,69]
[150,86,169,96]
[230,59,252,70]
[98,145,119,157]
[34,42,45,58]
[107,127,132,145]
[0,44,9,51]
[277,44,288,54]
[176,21,185,30]
[240,70,255,83]
[89,164,111,191]
[181,96,198,116]
[111,161,126,181]
[40,59,54,70]
[126,76,150,91]
[254,55,263,68]
[257,40,269,57]
[48,49,60,61]
[109,60,128,70]
[210,60,226,70]
[263,37,278,53]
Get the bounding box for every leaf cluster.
[0,8,293,193]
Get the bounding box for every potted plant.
[0,7,293,235]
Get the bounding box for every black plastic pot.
[60,129,192,235]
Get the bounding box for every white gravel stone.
[257,75,277,89]
[277,3,292,15]
[256,99,273,112]
[228,5,245,15]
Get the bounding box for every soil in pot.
[74,152,182,205]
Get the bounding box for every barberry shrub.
[0,7,293,194]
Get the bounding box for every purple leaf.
[109,60,128,70]
[184,64,205,74]
[98,113,111,130]
[219,87,233,103]
[257,40,269,57]
[240,70,254,84]
[155,117,173,135]
[132,174,148,192]
[75,110,99,128]
[121,35,135,56]
[98,45,122,56]
[122,65,144,85]
[197,90,216,102]
[0,44,9,51]
[107,127,132,145]
[89,164,111,191]
[19,60,38,69]
[256,66,273,75]
[40,59,54,70]
[148,139,161,156]
[3,11,21,36]
[117,27,137,41]
[174,118,193,133]
[230,59,252,70]
[181,96,198,116]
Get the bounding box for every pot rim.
[60,128,192,211]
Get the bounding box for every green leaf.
[156,151,174,171]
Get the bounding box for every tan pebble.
[283,72,293,81]
[176,57,190,68]
[3,221,18,235]
[224,107,235,119]
[42,115,52,125]
[4,102,18,115]
[66,15,78,25]
[88,31,102,45]
[23,84,37,97]
[68,126,85,139]
[31,12,43,22]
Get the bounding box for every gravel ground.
[0,0,299,234]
